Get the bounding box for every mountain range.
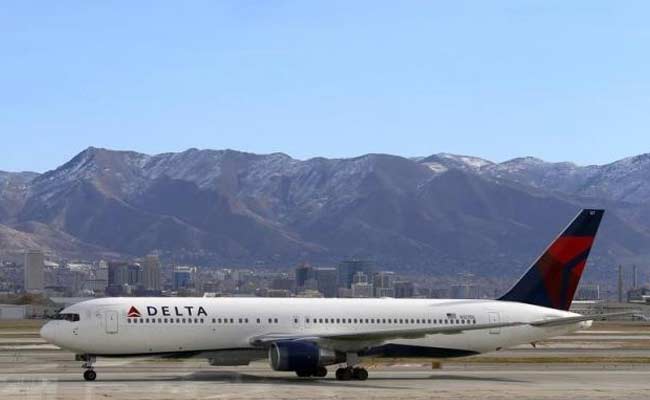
[2,147,650,282]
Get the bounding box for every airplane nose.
[40,322,57,343]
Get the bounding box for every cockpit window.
[53,313,80,322]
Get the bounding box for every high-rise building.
[142,254,161,291]
[106,261,129,296]
[352,271,368,284]
[90,260,108,293]
[315,267,337,298]
[127,264,143,287]
[352,281,373,298]
[373,271,395,297]
[394,280,415,298]
[337,260,373,289]
[108,261,129,286]
[617,265,624,303]
[174,266,196,289]
[24,250,44,292]
[295,263,314,289]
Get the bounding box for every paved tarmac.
[1,321,650,399]
[2,362,650,400]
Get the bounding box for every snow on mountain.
[419,153,494,173]
[2,147,650,278]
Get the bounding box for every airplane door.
[105,310,119,334]
[488,312,500,334]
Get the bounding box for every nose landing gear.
[83,369,97,381]
[80,354,97,381]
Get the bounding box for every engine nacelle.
[269,341,344,371]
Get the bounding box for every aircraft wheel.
[314,366,328,378]
[295,369,312,378]
[353,367,368,381]
[335,367,352,381]
[83,369,96,381]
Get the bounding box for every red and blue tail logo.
[499,209,604,310]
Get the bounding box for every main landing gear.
[80,354,97,381]
[335,366,368,381]
[334,352,368,381]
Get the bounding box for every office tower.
[24,250,44,292]
[315,267,337,298]
[295,263,314,289]
[337,260,373,289]
[373,271,395,297]
[617,265,624,303]
[143,254,161,291]
[394,280,415,298]
[174,266,197,289]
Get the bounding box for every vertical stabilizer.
[498,209,605,310]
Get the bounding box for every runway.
[2,321,650,399]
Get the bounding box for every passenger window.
[127,319,131,323]
[257,318,261,323]
[230,318,234,323]
[274,318,278,323]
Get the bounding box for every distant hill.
[2,147,650,282]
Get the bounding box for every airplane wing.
[250,320,526,346]
[249,312,637,346]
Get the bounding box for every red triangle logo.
[127,306,141,318]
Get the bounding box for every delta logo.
[126,305,208,318]
[127,306,141,318]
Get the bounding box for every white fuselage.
[41,297,588,360]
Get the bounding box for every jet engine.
[268,341,344,371]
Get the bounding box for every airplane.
[41,208,623,382]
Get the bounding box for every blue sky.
[2,1,650,172]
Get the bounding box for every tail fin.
[498,209,605,310]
